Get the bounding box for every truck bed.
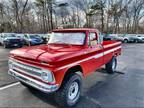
[103,40,121,47]
[102,40,122,68]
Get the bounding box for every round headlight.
[41,70,54,83]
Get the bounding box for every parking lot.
[0,43,144,108]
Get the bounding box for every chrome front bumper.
[8,69,59,93]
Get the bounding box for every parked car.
[8,28,122,107]
[121,34,137,43]
[16,34,25,39]
[135,35,144,43]
[103,35,123,42]
[0,33,23,48]
[23,34,44,46]
[16,34,25,44]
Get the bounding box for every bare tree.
[10,0,29,32]
[131,0,144,33]
[0,0,144,33]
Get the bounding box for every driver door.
[86,32,103,73]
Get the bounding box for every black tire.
[134,40,138,43]
[54,73,82,108]
[18,44,23,48]
[124,39,128,43]
[106,57,117,74]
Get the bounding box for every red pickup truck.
[8,28,121,107]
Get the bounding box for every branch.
[21,0,28,16]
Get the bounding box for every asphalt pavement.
[0,46,17,87]
[0,44,144,108]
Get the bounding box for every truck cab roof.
[53,28,99,33]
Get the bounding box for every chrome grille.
[11,60,42,78]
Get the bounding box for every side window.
[89,33,97,46]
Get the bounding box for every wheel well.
[64,65,83,80]
[114,53,118,56]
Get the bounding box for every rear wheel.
[124,39,128,43]
[135,40,138,43]
[54,73,82,108]
[106,57,117,74]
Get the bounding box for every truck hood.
[10,44,84,63]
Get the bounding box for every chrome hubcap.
[68,82,79,100]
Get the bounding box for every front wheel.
[54,73,82,108]
[106,57,117,74]
[134,40,138,43]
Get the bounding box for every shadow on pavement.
[26,70,123,108]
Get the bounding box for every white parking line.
[0,82,20,91]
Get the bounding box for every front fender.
[53,64,83,87]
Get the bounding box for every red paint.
[9,28,122,87]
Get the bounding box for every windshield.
[29,35,40,39]
[4,34,16,38]
[48,32,85,45]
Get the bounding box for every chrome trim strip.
[13,61,41,72]
[13,61,41,74]
[13,67,41,80]
[8,69,59,93]
[10,60,42,80]
[104,42,121,48]
[104,46,121,55]
[9,58,55,83]
[10,58,45,70]
[56,46,121,71]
